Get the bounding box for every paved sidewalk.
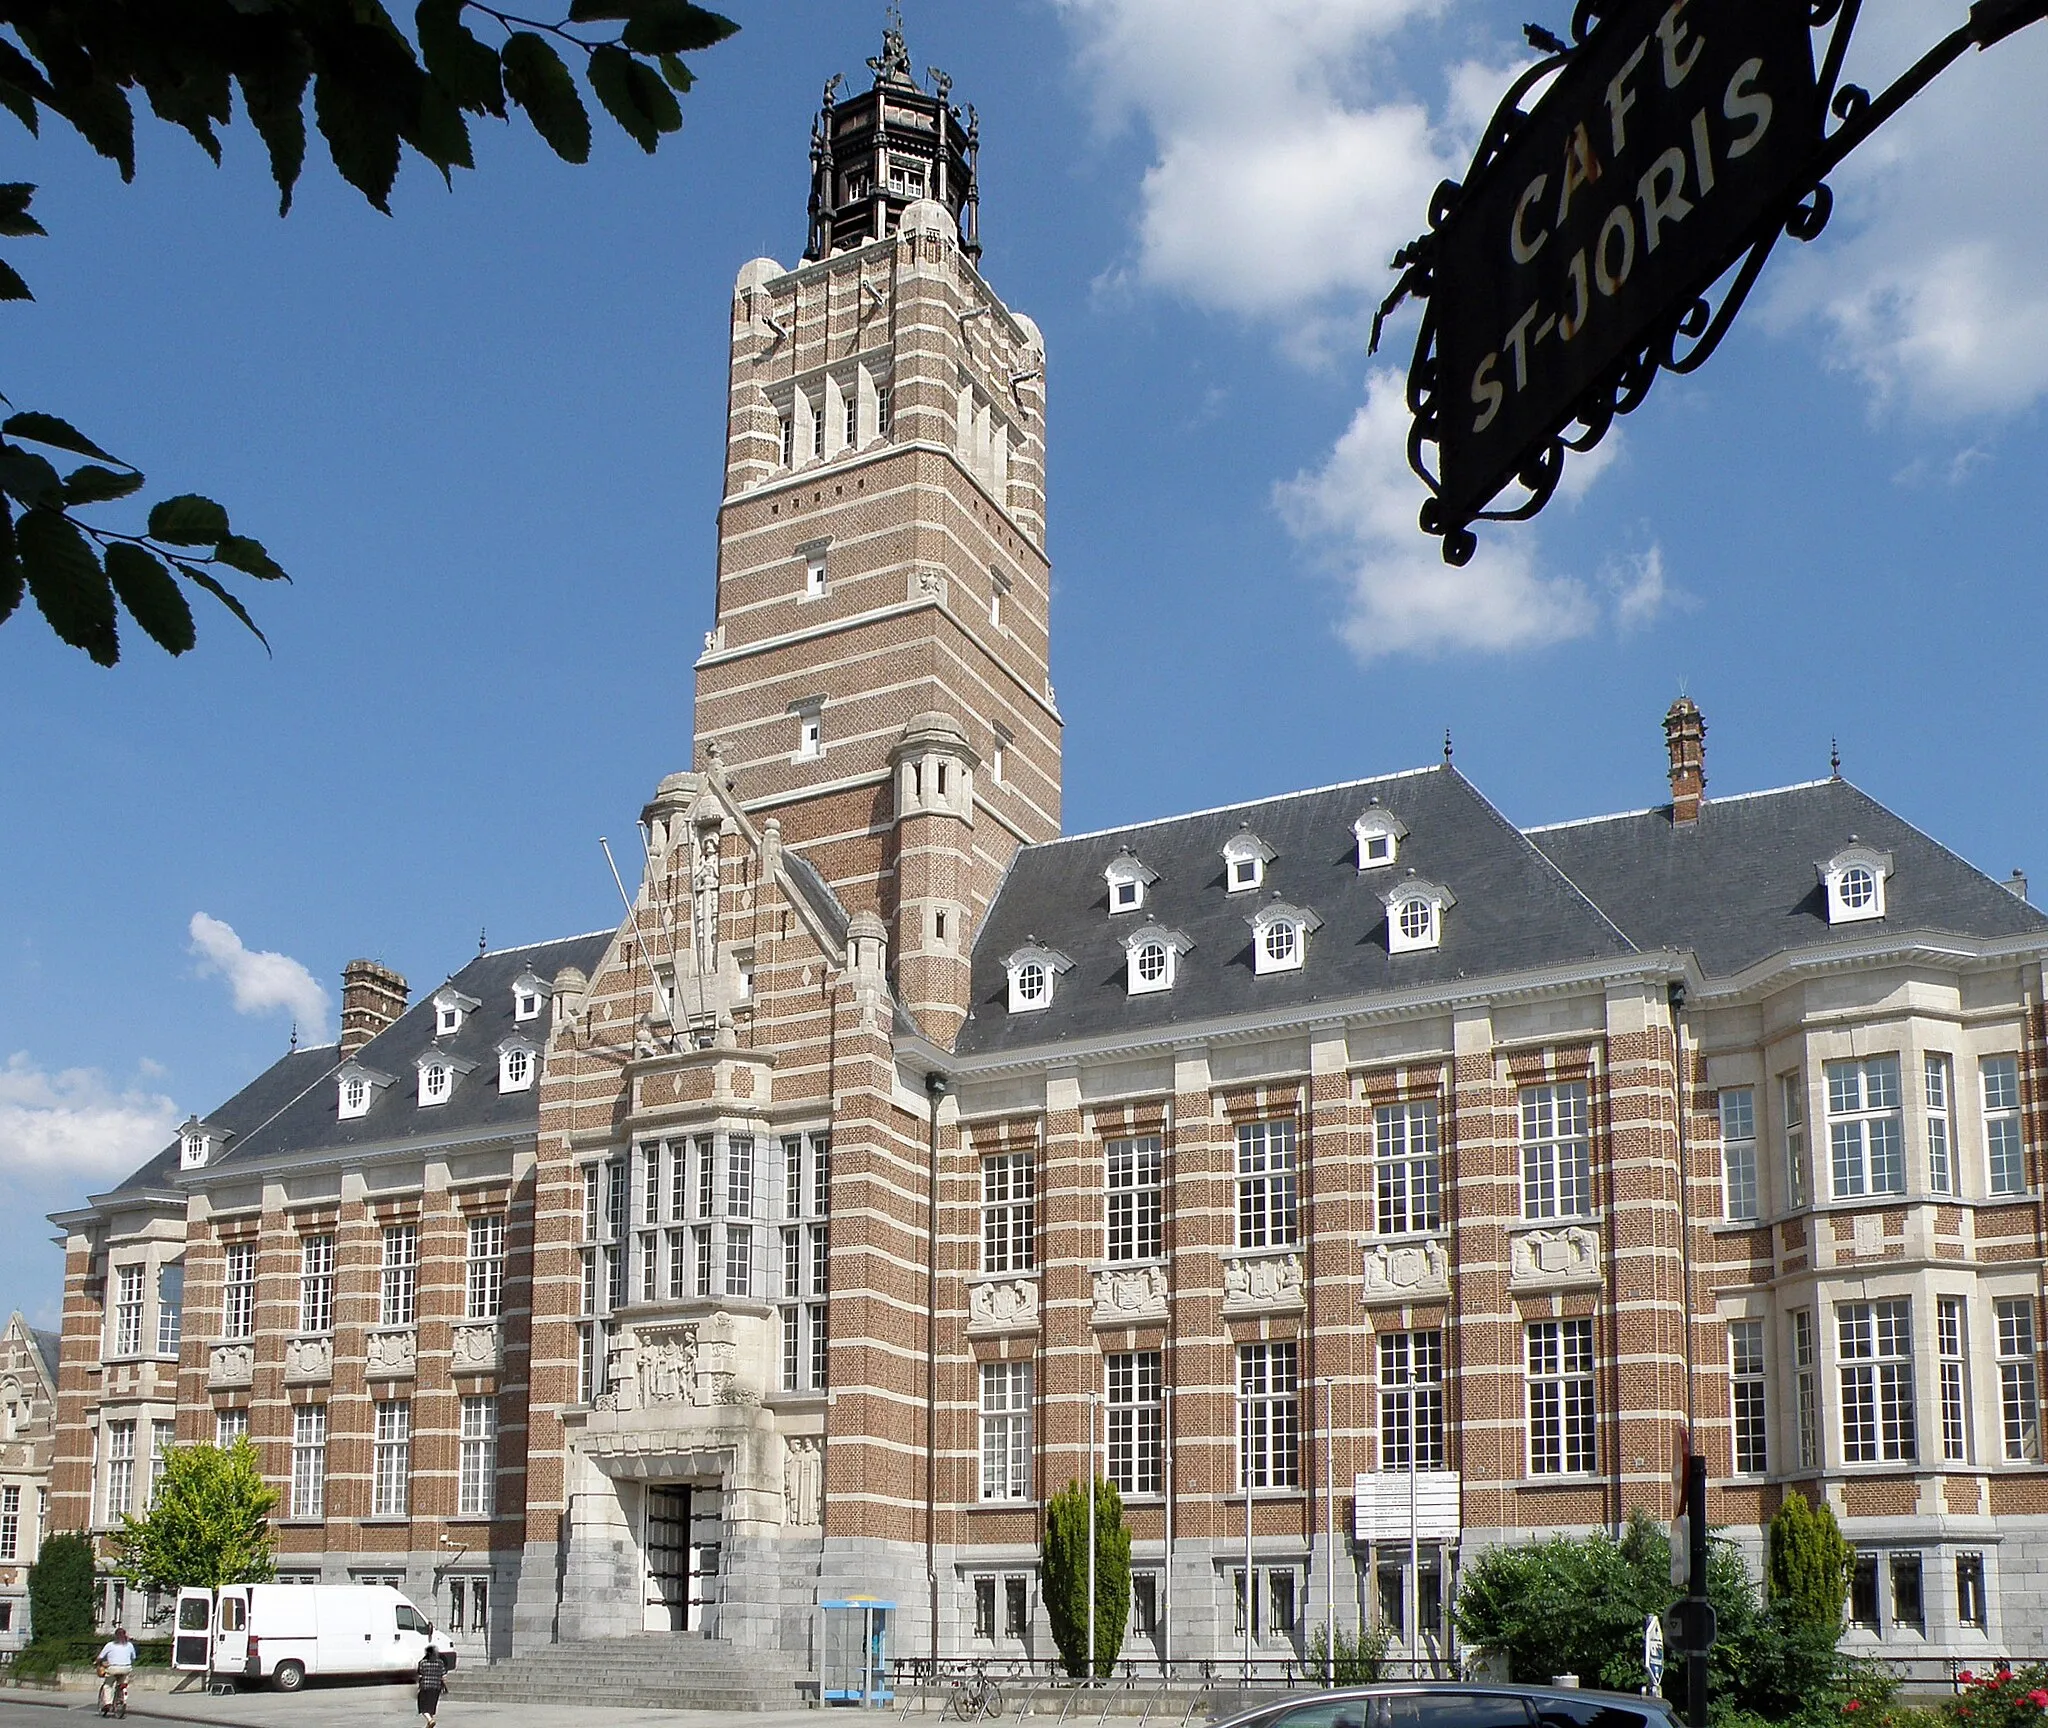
[1,1683,832,1728]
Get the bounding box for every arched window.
[1398,898,1434,944]
[1263,921,1297,966]
[1015,963,1047,1005]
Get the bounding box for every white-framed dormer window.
[1249,900,1321,976]
[1104,849,1159,916]
[792,699,824,762]
[1818,840,1893,925]
[1384,874,1454,955]
[1353,800,1409,871]
[1004,941,1072,1014]
[497,1037,539,1095]
[433,986,481,1037]
[512,968,549,1023]
[1123,923,1192,996]
[416,1049,477,1108]
[337,1059,394,1121]
[178,1115,213,1171]
[1222,827,1275,894]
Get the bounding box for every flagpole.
[1087,1391,1098,1681]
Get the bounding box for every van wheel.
[272,1661,306,1692]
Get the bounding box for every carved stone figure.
[640,1333,698,1405]
[1361,1239,1450,1304]
[365,1329,416,1375]
[283,1337,332,1380]
[1222,1252,1304,1308]
[967,1278,1039,1332]
[451,1325,500,1371]
[785,1437,822,1527]
[1509,1225,1600,1288]
[209,1344,254,1386]
[1091,1265,1167,1324]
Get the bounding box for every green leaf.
[105,544,195,655]
[147,494,232,547]
[403,77,475,180]
[214,534,289,582]
[620,2,740,56]
[0,259,32,302]
[0,449,63,508]
[501,34,590,165]
[0,41,49,137]
[53,78,137,180]
[657,53,695,94]
[236,52,312,215]
[63,464,147,506]
[3,411,120,463]
[179,564,271,654]
[312,68,403,212]
[0,505,20,626]
[0,183,44,239]
[18,508,118,664]
[417,0,504,118]
[588,45,675,153]
[566,0,636,18]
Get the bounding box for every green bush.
[11,1636,171,1678]
[26,1533,95,1644]
[1043,1478,1131,1679]
[1768,1493,1854,1640]
[1943,1663,2048,1728]
[1306,1622,1391,1685]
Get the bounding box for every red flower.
[1962,1673,1976,1685]
[2025,1690,2048,1708]
[2000,1670,2015,1682]
[1844,1702,1862,1713]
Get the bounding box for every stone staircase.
[450,1632,812,1713]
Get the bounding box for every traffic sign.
[1643,1614,1666,1691]
[1662,1599,1718,1654]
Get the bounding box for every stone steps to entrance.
[453,1633,810,1713]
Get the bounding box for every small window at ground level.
[1958,1553,1987,1628]
[1850,1553,1880,1628]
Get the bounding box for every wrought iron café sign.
[1374,0,2048,564]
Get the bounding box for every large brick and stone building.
[47,23,2048,1681]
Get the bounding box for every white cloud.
[0,1054,181,1182]
[1604,544,1672,631]
[188,913,329,1036]
[1763,3,2048,418]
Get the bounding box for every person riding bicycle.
[95,1627,137,1716]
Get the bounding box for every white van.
[173,1584,453,1690]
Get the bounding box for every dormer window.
[1004,941,1072,1014]
[792,699,825,762]
[1123,923,1192,996]
[1249,899,1321,975]
[416,1049,478,1107]
[1223,827,1275,894]
[337,1060,395,1121]
[497,1037,539,1094]
[800,539,830,601]
[1104,849,1159,915]
[177,1115,214,1171]
[1353,801,1410,871]
[1384,873,1455,955]
[433,986,481,1037]
[1819,840,1893,925]
[512,969,550,1023]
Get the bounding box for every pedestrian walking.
[417,1632,451,1728]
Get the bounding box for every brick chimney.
[1664,697,1706,825]
[339,960,408,1055]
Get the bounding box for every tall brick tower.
[692,17,1059,1045]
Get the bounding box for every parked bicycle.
[946,1662,1004,1720]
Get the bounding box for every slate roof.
[1527,779,2048,980]
[196,932,612,1171]
[783,850,851,946]
[104,1043,338,1198]
[30,1329,59,1384]
[955,766,1635,1056]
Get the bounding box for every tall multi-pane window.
[1926,1056,1955,1195]
[1782,1074,1809,1208]
[215,1409,248,1448]
[1983,1057,2026,1196]
[156,1265,183,1355]
[1957,1554,1987,1629]
[1527,1319,1596,1474]
[1105,1137,1164,1262]
[113,1265,144,1356]
[1237,1340,1300,1489]
[1235,1120,1299,1249]
[981,1152,1036,1273]
[1839,1299,1916,1462]
[103,1421,135,1520]
[723,1138,755,1300]
[298,1235,335,1334]
[380,1224,418,1327]
[1827,1056,1904,1197]
[1520,1083,1591,1219]
[695,1137,715,1221]
[576,1158,625,1404]
[1378,1331,1445,1470]
[290,1406,326,1520]
[458,1396,497,1517]
[1936,1297,1970,1462]
[1730,1320,1767,1473]
[1720,1089,1758,1221]
[605,1157,628,1312]
[372,1401,411,1518]
[221,1241,257,1339]
[1375,1101,1441,1235]
[978,1362,1033,1501]
[466,1215,505,1320]
[1996,1296,2041,1461]
[776,1133,832,1393]
[1106,1352,1164,1496]
[0,1486,19,1560]
[149,1420,173,1506]
[1792,1309,1820,1469]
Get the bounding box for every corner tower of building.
[693,21,1059,1045]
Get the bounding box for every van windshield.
[176,1599,210,1632]
[396,1606,428,1633]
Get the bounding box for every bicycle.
[95,1666,129,1719]
[945,1662,1004,1720]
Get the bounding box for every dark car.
[1212,1683,1682,1728]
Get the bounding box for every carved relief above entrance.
[966,1277,1040,1336]
[1221,1250,1304,1314]
[1091,1264,1167,1326]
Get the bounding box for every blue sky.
[4,1,2046,1325]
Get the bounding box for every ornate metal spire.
[867,4,915,87]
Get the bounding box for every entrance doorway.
[644,1485,723,1634]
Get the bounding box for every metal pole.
[924,1070,948,1678]
[1087,1392,1098,1681]
[1162,1386,1174,1675]
[1323,1378,1336,1683]
[1408,1424,1419,1662]
[1243,1435,1255,1675]
[1686,1454,1709,1728]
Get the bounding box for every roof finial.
[288,1020,298,1052]
[1830,737,1841,779]
[868,3,914,86]
[1443,728,1453,766]
[479,926,489,955]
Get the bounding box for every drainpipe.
[925,1069,949,1676]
